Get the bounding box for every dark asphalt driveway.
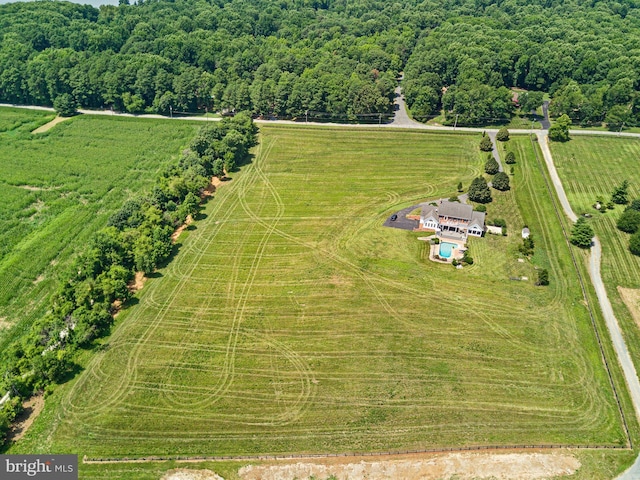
[383,204,422,230]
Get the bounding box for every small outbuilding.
[522,227,530,239]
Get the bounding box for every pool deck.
[426,238,466,263]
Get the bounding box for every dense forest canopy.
[1,0,640,125]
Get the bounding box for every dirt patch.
[33,274,45,285]
[0,317,10,330]
[31,116,70,134]
[129,271,146,294]
[238,452,580,480]
[172,215,193,242]
[618,287,640,329]
[8,393,45,442]
[203,176,225,197]
[161,469,224,480]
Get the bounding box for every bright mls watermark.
[1,455,77,479]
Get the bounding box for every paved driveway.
[383,204,424,230]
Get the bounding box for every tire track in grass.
[59,140,264,424]
[520,139,614,431]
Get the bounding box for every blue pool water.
[439,242,457,258]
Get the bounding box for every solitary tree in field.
[519,236,535,256]
[548,114,571,142]
[611,180,630,205]
[536,268,549,286]
[468,177,492,203]
[496,127,509,141]
[492,172,510,191]
[457,181,463,192]
[505,151,516,164]
[485,156,500,175]
[479,135,493,152]
[570,217,594,248]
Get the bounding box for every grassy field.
[10,126,627,479]
[550,135,640,406]
[0,108,199,357]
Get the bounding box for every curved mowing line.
[54,129,628,455]
[60,141,261,419]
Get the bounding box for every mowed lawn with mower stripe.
[15,127,625,463]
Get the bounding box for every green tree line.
[3,0,640,126]
[403,0,640,127]
[0,0,414,119]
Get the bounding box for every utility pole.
[169,105,173,119]
[619,122,625,136]
[454,113,459,130]
[305,109,308,123]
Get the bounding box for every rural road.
[4,101,640,139]
[4,98,640,477]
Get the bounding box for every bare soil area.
[172,215,193,242]
[618,287,640,329]
[203,176,225,197]
[31,116,70,134]
[238,452,580,480]
[8,393,45,442]
[130,271,146,293]
[161,469,224,480]
[0,316,9,330]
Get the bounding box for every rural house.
[419,200,485,239]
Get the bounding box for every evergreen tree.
[457,181,463,192]
[468,177,492,204]
[496,127,509,141]
[628,199,640,211]
[611,180,630,205]
[537,268,549,286]
[492,172,510,191]
[505,151,516,164]
[479,136,494,152]
[617,209,640,233]
[484,156,500,175]
[630,231,640,256]
[570,217,594,248]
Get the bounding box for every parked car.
[390,214,398,221]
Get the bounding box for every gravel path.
[487,131,504,172]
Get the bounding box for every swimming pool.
[439,242,457,259]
